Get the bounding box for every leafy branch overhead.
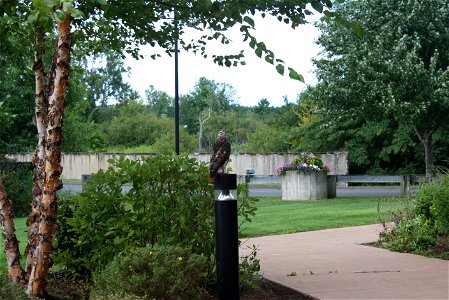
[18,0,340,82]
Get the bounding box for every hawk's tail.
[208,174,216,185]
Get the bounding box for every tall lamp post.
[174,13,180,155]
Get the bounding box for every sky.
[124,13,322,107]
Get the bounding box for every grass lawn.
[239,196,400,237]
[1,197,399,272]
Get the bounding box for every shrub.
[414,173,449,236]
[90,245,208,300]
[379,170,449,257]
[54,155,215,277]
[54,155,260,285]
[0,274,28,300]
[0,159,33,217]
[380,214,437,253]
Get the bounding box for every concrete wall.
[281,171,328,201]
[7,152,348,180]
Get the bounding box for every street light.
[174,12,180,155]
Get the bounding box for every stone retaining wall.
[7,152,348,180]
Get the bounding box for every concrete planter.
[281,171,328,200]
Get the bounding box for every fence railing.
[240,174,427,197]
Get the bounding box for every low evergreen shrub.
[90,245,208,300]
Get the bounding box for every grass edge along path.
[1,197,399,273]
[239,196,399,238]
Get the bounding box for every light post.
[214,173,240,300]
[174,12,180,155]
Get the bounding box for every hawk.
[208,130,231,184]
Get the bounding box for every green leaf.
[96,0,107,4]
[288,67,305,82]
[249,38,256,49]
[256,42,266,51]
[265,54,274,64]
[243,16,255,27]
[255,47,262,58]
[42,0,57,8]
[71,9,84,18]
[54,10,66,22]
[62,2,73,13]
[276,64,285,75]
[311,0,324,13]
[349,22,365,38]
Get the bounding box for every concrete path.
[240,224,448,299]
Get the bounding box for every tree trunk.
[0,177,26,283]
[198,109,211,152]
[28,15,71,297]
[26,30,47,281]
[413,126,435,178]
[199,115,203,152]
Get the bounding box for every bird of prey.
[208,130,231,184]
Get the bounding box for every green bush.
[90,245,208,300]
[0,275,28,300]
[379,171,449,256]
[54,154,260,287]
[380,215,437,253]
[429,175,449,236]
[0,159,33,217]
[105,113,173,147]
[54,155,215,276]
[415,173,449,236]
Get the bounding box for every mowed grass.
[0,217,28,275]
[239,196,400,237]
[1,197,399,272]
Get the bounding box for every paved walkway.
[240,224,448,299]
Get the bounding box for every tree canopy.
[312,0,449,177]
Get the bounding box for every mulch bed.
[45,273,313,300]
[240,278,315,300]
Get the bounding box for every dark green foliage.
[379,171,449,257]
[415,173,449,236]
[54,155,260,288]
[54,155,215,276]
[90,245,208,300]
[381,215,437,253]
[239,245,262,288]
[0,159,33,217]
[290,90,427,174]
[310,0,449,176]
[62,112,107,152]
[0,274,28,300]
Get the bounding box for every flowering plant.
[276,155,330,175]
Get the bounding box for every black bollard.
[214,173,239,300]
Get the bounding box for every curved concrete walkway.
[240,224,448,299]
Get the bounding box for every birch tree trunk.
[413,126,435,178]
[25,30,47,280]
[28,14,71,297]
[0,177,26,284]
